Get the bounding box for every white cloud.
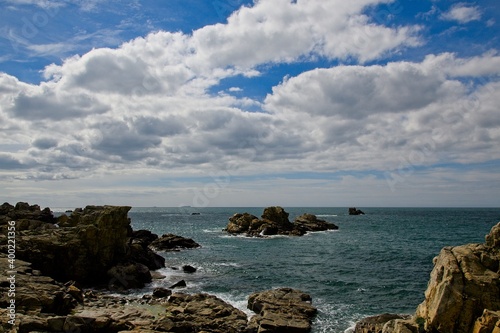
[441,3,481,23]
[0,0,499,206]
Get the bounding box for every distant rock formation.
[349,207,365,215]
[354,221,500,333]
[225,206,338,237]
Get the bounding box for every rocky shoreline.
[0,202,318,333]
[354,221,500,333]
[2,202,499,333]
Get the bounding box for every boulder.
[293,213,338,232]
[149,233,200,251]
[107,263,152,290]
[169,280,187,289]
[0,256,78,317]
[262,206,290,225]
[160,293,248,333]
[182,265,197,273]
[247,288,317,333]
[152,288,172,298]
[226,213,260,234]
[354,313,412,333]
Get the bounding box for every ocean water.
[125,207,499,333]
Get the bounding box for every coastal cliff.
[355,221,500,333]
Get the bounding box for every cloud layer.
[1,0,499,206]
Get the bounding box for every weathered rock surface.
[414,222,500,333]
[0,203,166,287]
[355,221,500,333]
[226,207,338,237]
[160,292,249,333]
[247,288,317,333]
[149,233,201,251]
[294,213,339,232]
[354,313,412,333]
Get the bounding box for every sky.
[0,0,499,208]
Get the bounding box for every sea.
[59,206,500,333]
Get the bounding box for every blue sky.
[0,0,499,207]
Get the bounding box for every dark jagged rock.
[247,288,317,333]
[149,233,200,251]
[349,207,365,215]
[152,287,172,298]
[182,265,197,273]
[169,280,187,289]
[226,207,338,237]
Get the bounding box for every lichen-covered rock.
[247,288,317,333]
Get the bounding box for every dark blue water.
[126,207,499,333]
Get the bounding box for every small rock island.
[225,206,338,237]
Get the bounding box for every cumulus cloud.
[0,0,498,197]
[441,3,482,23]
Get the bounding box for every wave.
[316,214,338,218]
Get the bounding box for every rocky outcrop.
[149,233,201,251]
[0,203,165,287]
[349,207,365,215]
[226,207,338,237]
[247,288,317,333]
[355,222,500,333]
[414,222,500,333]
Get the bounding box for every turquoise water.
[127,207,499,333]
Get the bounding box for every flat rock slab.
[248,288,317,333]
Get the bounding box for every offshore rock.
[226,207,338,237]
[247,288,317,333]
[349,207,365,215]
[149,233,201,251]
